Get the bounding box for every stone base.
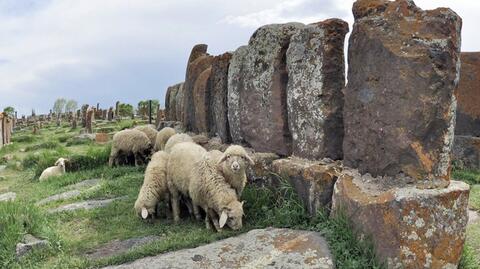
[272,158,342,216]
[452,135,480,169]
[331,169,470,269]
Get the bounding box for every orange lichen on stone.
[410,141,433,174]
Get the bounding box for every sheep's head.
[217,145,254,174]
[219,200,244,230]
[54,158,68,168]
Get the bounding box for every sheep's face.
[219,154,251,175]
[220,201,244,230]
[55,158,67,168]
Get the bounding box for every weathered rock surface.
[208,52,232,142]
[331,168,470,269]
[36,190,81,206]
[247,152,280,187]
[286,19,348,160]
[272,158,342,215]
[452,135,480,169]
[0,192,16,202]
[227,45,248,144]
[165,83,180,121]
[183,44,213,132]
[455,52,480,136]
[469,210,480,225]
[85,235,162,261]
[193,67,212,133]
[174,83,185,124]
[16,234,49,258]
[102,228,334,269]
[66,178,100,190]
[229,23,304,156]
[48,196,127,214]
[343,0,462,182]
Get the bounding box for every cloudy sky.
[0,0,478,115]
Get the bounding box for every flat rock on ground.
[48,196,127,214]
[66,178,101,190]
[85,235,162,261]
[102,228,334,269]
[0,165,6,172]
[469,210,480,225]
[0,192,16,202]
[16,234,49,258]
[36,179,101,206]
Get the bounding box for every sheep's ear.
[245,155,255,166]
[219,210,228,228]
[141,208,149,219]
[241,201,245,207]
[217,154,228,165]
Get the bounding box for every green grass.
[453,169,480,185]
[24,141,62,152]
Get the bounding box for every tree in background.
[65,99,78,113]
[53,98,67,117]
[118,103,134,117]
[3,106,15,117]
[137,99,159,118]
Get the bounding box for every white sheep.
[215,145,255,198]
[167,141,207,222]
[134,151,169,219]
[39,158,68,181]
[154,127,176,152]
[164,133,193,153]
[109,129,152,167]
[189,152,244,232]
[134,125,158,146]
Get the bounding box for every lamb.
[134,125,158,146]
[214,145,255,198]
[164,133,193,153]
[134,151,169,219]
[189,153,244,232]
[109,129,152,167]
[154,127,176,152]
[167,141,207,222]
[39,158,68,181]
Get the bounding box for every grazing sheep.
[164,133,193,153]
[167,142,207,222]
[134,151,169,219]
[215,145,255,198]
[109,129,152,167]
[189,153,244,232]
[39,158,68,181]
[134,125,158,146]
[154,127,176,152]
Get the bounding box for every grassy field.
[0,121,478,268]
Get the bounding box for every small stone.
[100,228,334,269]
[0,192,16,202]
[48,196,127,214]
[85,235,162,261]
[16,234,49,258]
[469,210,480,225]
[0,165,6,172]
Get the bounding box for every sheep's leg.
[192,202,202,221]
[108,149,119,167]
[205,214,212,230]
[208,209,222,232]
[134,152,141,167]
[170,189,181,223]
[164,192,172,220]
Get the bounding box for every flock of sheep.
[38,124,254,231]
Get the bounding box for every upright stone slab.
[183,44,213,132]
[235,23,304,156]
[343,0,462,181]
[165,86,173,121]
[175,83,185,122]
[286,19,348,160]
[193,67,212,134]
[165,84,179,121]
[228,46,249,144]
[455,52,480,137]
[208,52,232,142]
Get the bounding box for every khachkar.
[332,1,469,268]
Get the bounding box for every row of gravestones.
[165,0,466,184]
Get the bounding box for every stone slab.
[0,192,16,202]
[455,52,480,136]
[85,235,162,261]
[48,196,127,214]
[16,234,49,258]
[102,228,334,269]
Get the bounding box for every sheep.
[154,127,176,152]
[134,151,169,219]
[167,141,207,222]
[189,153,244,232]
[164,133,193,153]
[39,158,68,181]
[109,129,152,167]
[134,125,158,146]
[214,145,255,198]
